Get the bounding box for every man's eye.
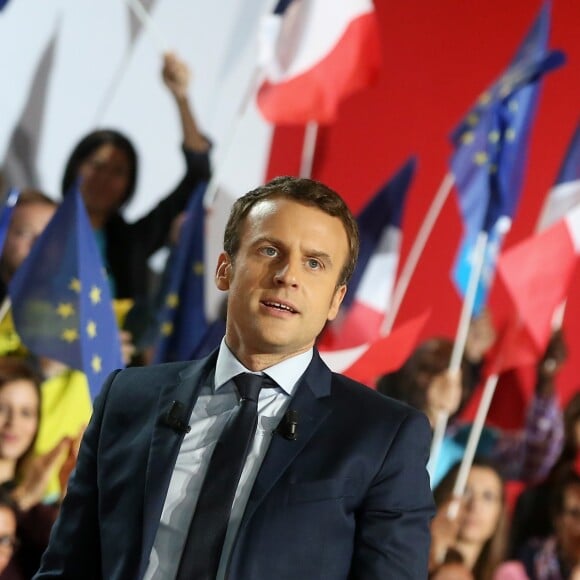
[261,247,277,257]
[307,259,321,269]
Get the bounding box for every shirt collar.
[214,338,313,397]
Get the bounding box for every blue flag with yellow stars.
[451,1,565,313]
[153,182,211,363]
[8,187,124,399]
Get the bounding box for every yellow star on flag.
[488,130,500,144]
[91,355,102,374]
[61,328,79,343]
[90,285,102,305]
[161,322,173,337]
[69,278,82,293]
[460,132,475,145]
[56,303,75,318]
[86,320,97,338]
[192,261,204,276]
[466,113,479,127]
[505,128,516,142]
[166,293,179,308]
[473,151,488,166]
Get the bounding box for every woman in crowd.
[60,52,211,302]
[0,488,20,579]
[430,459,509,580]
[510,393,580,556]
[496,468,580,579]
[376,328,565,487]
[0,356,74,578]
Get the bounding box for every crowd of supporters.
[377,323,579,579]
[0,52,578,579]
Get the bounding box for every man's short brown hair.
[223,176,360,286]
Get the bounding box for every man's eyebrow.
[251,236,335,266]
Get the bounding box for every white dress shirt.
[144,340,312,579]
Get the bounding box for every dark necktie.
[175,373,265,580]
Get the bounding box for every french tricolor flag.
[536,122,580,231]
[319,158,415,350]
[495,203,580,354]
[256,0,381,124]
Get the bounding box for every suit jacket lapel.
[138,352,217,578]
[241,352,333,524]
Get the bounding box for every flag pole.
[449,288,571,510]
[204,0,280,208]
[382,172,455,336]
[122,0,168,53]
[447,372,500,518]
[300,122,319,178]
[428,230,488,475]
[0,298,11,325]
[446,240,571,514]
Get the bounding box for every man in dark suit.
[35,176,434,579]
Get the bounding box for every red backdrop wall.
[266,0,580,425]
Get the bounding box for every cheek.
[26,417,38,437]
[484,504,501,534]
[111,176,129,198]
[78,163,94,182]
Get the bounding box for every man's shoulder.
[105,357,211,396]
[329,370,427,425]
[116,359,200,381]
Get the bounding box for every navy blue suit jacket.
[35,351,434,579]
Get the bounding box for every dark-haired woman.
[61,52,211,302]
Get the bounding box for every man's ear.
[215,252,232,291]
[327,284,347,321]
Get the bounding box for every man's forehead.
[246,197,280,220]
[246,196,332,222]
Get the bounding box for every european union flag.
[154,182,211,363]
[451,2,565,312]
[343,158,416,310]
[0,189,20,259]
[8,187,124,399]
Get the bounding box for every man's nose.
[273,259,299,287]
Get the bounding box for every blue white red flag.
[537,122,580,231]
[494,203,580,360]
[319,158,415,350]
[256,0,381,124]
